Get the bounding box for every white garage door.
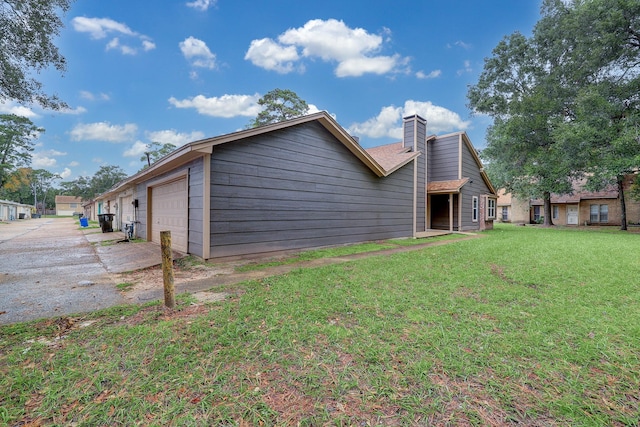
[150,177,188,253]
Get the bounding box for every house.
[498,174,640,226]
[0,200,34,220]
[99,112,495,259]
[496,189,532,224]
[54,195,83,216]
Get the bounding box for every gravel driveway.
[0,217,125,325]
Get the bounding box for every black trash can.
[18,213,25,219]
[99,213,114,233]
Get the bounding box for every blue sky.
[3,0,542,180]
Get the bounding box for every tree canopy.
[248,89,310,128]
[0,0,73,109]
[468,0,640,229]
[0,114,42,188]
[140,142,177,170]
[60,165,127,200]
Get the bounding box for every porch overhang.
[427,178,469,194]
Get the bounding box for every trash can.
[18,213,25,219]
[80,217,89,227]
[99,213,114,233]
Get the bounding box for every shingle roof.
[55,195,83,204]
[365,142,417,172]
[427,178,469,194]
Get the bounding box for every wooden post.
[160,231,175,309]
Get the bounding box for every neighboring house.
[54,195,83,216]
[0,200,34,220]
[496,189,531,224]
[498,174,640,226]
[98,112,496,259]
[92,185,135,232]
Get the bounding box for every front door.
[567,205,579,225]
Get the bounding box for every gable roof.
[55,195,83,204]
[106,111,418,196]
[433,131,496,195]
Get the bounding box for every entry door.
[567,205,579,225]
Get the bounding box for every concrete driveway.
[0,217,164,325]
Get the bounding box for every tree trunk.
[543,191,554,227]
[618,177,627,231]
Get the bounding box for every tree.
[60,165,127,200]
[0,0,72,109]
[30,169,59,215]
[541,0,640,230]
[468,32,574,226]
[248,88,309,128]
[0,114,42,188]
[140,142,177,169]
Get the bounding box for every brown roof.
[55,195,83,204]
[365,142,417,172]
[530,179,618,205]
[427,178,469,194]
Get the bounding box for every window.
[70,203,78,208]
[552,205,559,220]
[487,198,496,219]
[502,206,509,221]
[533,206,541,222]
[590,204,609,223]
[472,196,478,222]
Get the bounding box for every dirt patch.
[114,262,238,302]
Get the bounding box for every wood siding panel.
[428,135,459,182]
[460,140,492,231]
[210,122,414,258]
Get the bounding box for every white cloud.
[168,94,262,118]
[72,17,155,55]
[80,91,110,101]
[186,0,216,11]
[146,129,206,146]
[32,150,67,168]
[59,168,72,179]
[245,38,300,74]
[180,37,217,69]
[0,101,38,118]
[457,60,473,75]
[416,69,442,79]
[123,141,149,158]
[70,122,138,142]
[59,106,87,115]
[69,161,80,167]
[348,100,470,139]
[245,19,409,77]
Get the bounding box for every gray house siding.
[210,121,415,258]
[460,140,492,231]
[427,134,459,181]
[134,159,204,257]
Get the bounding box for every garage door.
[150,177,188,253]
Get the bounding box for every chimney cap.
[403,114,427,123]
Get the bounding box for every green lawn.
[1,224,639,425]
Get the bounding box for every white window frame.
[472,196,478,222]
[486,197,496,220]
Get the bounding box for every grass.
[1,224,639,425]
[235,233,464,272]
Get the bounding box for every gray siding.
[428,134,459,182]
[460,140,492,231]
[210,121,414,258]
[134,159,204,257]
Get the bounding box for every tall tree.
[60,165,127,200]
[30,169,59,215]
[468,32,574,226]
[0,114,42,188]
[542,0,640,230]
[248,88,309,128]
[140,141,177,169]
[0,0,72,109]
